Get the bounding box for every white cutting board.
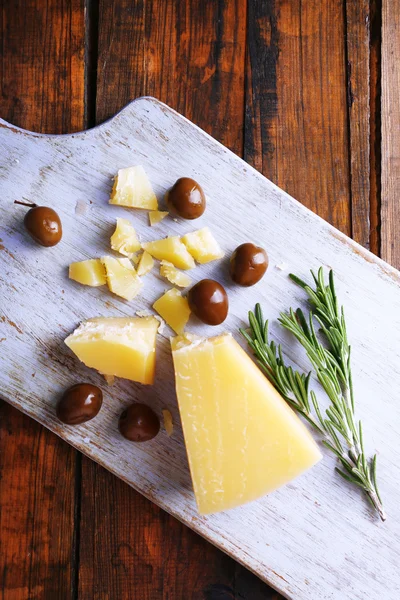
[1,97,399,600]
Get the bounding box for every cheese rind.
[65,316,159,384]
[142,236,195,270]
[153,288,191,334]
[171,333,322,514]
[109,165,158,209]
[69,259,107,287]
[110,218,141,257]
[181,227,224,264]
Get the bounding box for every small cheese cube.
[65,316,159,384]
[160,261,192,288]
[69,259,106,287]
[101,256,142,300]
[149,210,169,226]
[109,165,158,209]
[153,288,191,334]
[137,251,154,276]
[143,236,195,270]
[171,333,322,514]
[182,227,224,264]
[110,218,141,257]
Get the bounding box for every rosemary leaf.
[241,269,386,521]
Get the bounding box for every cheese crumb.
[136,309,152,318]
[103,374,115,386]
[162,409,174,436]
[75,200,88,215]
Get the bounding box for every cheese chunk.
[65,316,159,384]
[69,259,106,287]
[160,260,192,288]
[149,210,169,226]
[142,236,195,270]
[137,251,154,276]
[110,165,158,209]
[110,218,141,257]
[181,227,224,264]
[101,256,142,300]
[153,288,191,334]
[171,333,322,514]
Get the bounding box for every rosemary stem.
[368,490,387,521]
[302,399,386,520]
[242,267,385,521]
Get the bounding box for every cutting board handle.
[0,96,164,138]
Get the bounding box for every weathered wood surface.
[382,0,400,268]
[1,97,400,600]
[0,1,85,598]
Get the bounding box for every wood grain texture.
[0,0,85,134]
[0,404,76,600]
[1,98,400,600]
[345,0,371,247]
[96,0,247,153]
[245,0,351,233]
[0,2,85,599]
[84,2,271,599]
[369,0,382,257]
[381,0,400,268]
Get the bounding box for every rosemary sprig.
[241,268,386,521]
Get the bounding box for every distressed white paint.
[1,97,400,600]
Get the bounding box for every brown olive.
[15,201,62,246]
[230,243,268,286]
[165,177,206,219]
[188,279,229,325]
[119,403,160,442]
[56,383,103,425]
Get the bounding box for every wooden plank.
[1,97,399,600]
[382,0,400,268]
[96,0,246,153]
[369,0,382,257]
[0,404,76,599]
[345,0,371,248]
[0,2,85,599]
[0,0,85,134]
[245,0,351,233]
[82,1,272,599]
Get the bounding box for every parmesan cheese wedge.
[171,333,322,514]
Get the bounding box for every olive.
[56,383,103,425]
[165,177,206,219]
[230,243,268,286]
[188,279,228,325]
[119,403,160,442]
[15,200,62,246]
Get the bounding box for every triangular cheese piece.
[65,316,159,384]
[171,333,322,514]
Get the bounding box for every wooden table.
[0,2,398,599]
